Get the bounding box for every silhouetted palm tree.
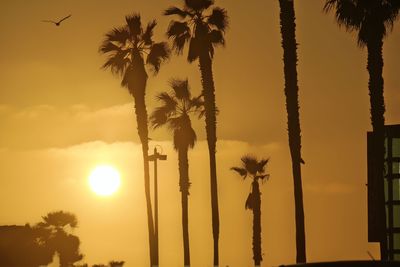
[324,0,400,259]
[231,156,270,266]
[278,0,307,262]
[151,78,203,266]
[164,1,228,264]
[99,14,170,266]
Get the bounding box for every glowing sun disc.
[88,165,121,196]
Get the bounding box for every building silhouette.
[368,124,400,260]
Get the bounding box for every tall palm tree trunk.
[199,51,220,266]
[367,37,387,259]
[129,61,156,266]
[178,147,191,266]
[252,180,262,266]
[279,0,307,263]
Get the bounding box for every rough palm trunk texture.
[367,38,387,260]
[252,180,262,266]
[178,147,191,266]
[279,0,307,263]
[199,51,220,266]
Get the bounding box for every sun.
[88,165,121,196]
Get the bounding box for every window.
[393,179,400,201]
[393,138,400,157]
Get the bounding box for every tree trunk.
[252,180,262,266]
[178,147,191,266]
[367,37,387,260]
[279,0,307,263]
[128,57,156,266]
[198,51,220,266]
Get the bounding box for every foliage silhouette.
[164,1,228,264]
[36,211,83,267]
[151,78,203,266]
[231,155,270,266]
[99,13,170,266]
[279,0,307,262]
[0,224,54,266]
[0,211,83,267]
[324,0,400,259]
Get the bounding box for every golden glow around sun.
[88,165,121,196]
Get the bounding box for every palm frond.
[147,42,170,73]
[257,174,270,181]
[185,0,214,12]
[142,19,157,45]
[150,106,170,129]
[99,40,120,54]
[231,167,247,179]
[189,95,204,112]
[209,29,225,47]
[382,1,400,34]
[101,49,129,75]
[208,7,229,32]
[167,116,184,131]
[164,6,189,18]
[169,78,191,100]
[245,192,253,210]
[125,13,142,38]
[241,155,260,176]
[257,158,270,173]
[104,26,130,45]
[156,92,178,112]
[324,0,363,31]
[167,21,191,54]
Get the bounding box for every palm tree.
[99,14,170,266]
[164,1,228,264]
[150,78,203,266]
[324,0,400,259]
[231,156,270,266]
[278,0,307,262]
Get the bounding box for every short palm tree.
[231,156,270,267]
[324,0,400,259]
[99,14,170,266]
[150,78,203,266]
[278,0,307,262]
[164,1,228,264]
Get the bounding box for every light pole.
[148,146,167,266]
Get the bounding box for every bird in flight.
[42,15,71,26]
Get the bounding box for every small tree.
[231,156,270,266]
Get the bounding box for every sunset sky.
[1,0,400,266]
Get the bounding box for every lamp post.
[148,146,167,266]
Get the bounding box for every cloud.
[0,103,137,149]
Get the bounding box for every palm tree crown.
[231,156,270,184]
[324,0,400,46]
[165,0,228,61]
[151,78,203,152]
[100,13,170,90]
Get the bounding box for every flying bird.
[42,15,71,26]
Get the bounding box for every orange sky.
[0,1,400,266]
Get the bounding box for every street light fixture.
[148,146,167,266]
